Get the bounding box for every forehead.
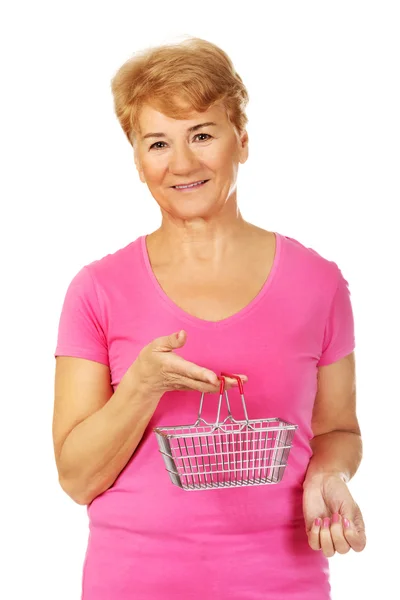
[138,103,228,132]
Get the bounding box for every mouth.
[171,179,209,190]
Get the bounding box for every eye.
[194,133,212,142]
[149,133,212,151]
[149,141,167,150]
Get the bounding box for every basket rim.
[154,418,298,438]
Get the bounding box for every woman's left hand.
[302,473,367,557]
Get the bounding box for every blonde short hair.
[110,37,249,147]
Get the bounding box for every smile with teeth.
[173,180,208,189]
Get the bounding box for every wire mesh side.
[154,419,297,491]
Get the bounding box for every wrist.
[303,470,348,489]
[123,363,162,405]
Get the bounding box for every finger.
[308,518,322,551]
[167,356,220,385]
[343,518,367,552]
[227,373,249,383]
[169,374,222,394]
[170,374,246,394]
[152,330,187,352]
[320,517,335,558]
[330,513,351,555]
[221,374,248,386]
[170,356,247,388]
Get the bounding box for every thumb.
[153,330,187,352]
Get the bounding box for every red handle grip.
[220,372,244,394]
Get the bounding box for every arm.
[52,268,227,506]
[302,351,366,555]
[303,351,362,487]
[53,332,236,507]
[53,357,161,506]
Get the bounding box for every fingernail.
[323,518,330,528]
[314,518,322,527]
[332,513,340,524]
[343,518,350,529]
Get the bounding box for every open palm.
[302,473,366,557]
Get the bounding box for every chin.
[172,204,218,219]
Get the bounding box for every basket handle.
[195,372,249,428]
[220,372,245,395]
[220,372,249,422]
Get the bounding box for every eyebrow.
[141,122,218,141]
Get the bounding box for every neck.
[150,193,257,261]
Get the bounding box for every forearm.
[58,373,160,505]
[303,430,363,487]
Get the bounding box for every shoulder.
[82,235,143,287]
[60,236,144,306]
[278,232,343,295]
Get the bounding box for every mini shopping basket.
[153,373,298,491]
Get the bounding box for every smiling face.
[133,102,249,220]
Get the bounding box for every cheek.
[142,161,166,182]
[202,154,230,176]
[210,143,238,168]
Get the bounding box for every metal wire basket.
[154,373,298,491]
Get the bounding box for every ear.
[238,130,249,164]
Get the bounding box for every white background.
[1,1,399,598]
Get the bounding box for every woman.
[53,37,366,599]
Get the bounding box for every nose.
[168,142,200,174]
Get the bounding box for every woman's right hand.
[128,329,247,399]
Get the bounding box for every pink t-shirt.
[54,231,355,600]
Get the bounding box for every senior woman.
[53,37,366,599]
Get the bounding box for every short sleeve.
[317,268,356,366]
[54,266,109,367]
